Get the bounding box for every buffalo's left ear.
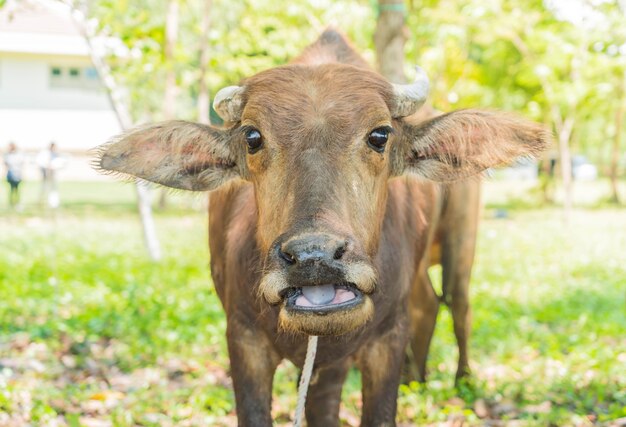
[97,120,242,191]
[392,110,550,181]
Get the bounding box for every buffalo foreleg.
[226,320,280,427]
[305,359,350,427]
[358,319,409,427]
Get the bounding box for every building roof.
[0,0,89,56]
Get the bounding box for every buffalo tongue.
[302,284,336,305]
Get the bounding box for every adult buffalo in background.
[98,30,548,426]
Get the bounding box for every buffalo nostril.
[279,247,296,265]
[333,241,348,260]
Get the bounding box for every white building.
[0,0,120,177]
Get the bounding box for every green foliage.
[405,0,626,168]
[89,0,376,122]
[85,0,626,173]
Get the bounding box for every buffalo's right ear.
[97,120,242,191]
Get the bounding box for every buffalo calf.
[98,30,548,426]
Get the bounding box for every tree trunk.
[163,0,179,120]
[610,90,624,204]
[196,0,212,213]
[374,0,407,83]
[136,181,162,260]
[558,117,574,223]
[159,0,180,209]
[197,0,212,125]
[68,3,162,261]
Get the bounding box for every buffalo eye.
[245,128,263,153]
[367,127,391,153]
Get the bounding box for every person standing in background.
[37,142,65,209]
[3,142,25,209]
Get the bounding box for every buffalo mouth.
[281,283,363,313]
[277,282,374,336]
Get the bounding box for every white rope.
[293,335,318,427]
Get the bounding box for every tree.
[610,70,625,203]
[405,0,626,215]
[65,0,162,260]
[196,0,212,125]
[599,0,626,204]
[158,0,180,209]
[89,0,377,123]
[163,0,179,122]
[374,0,407,83]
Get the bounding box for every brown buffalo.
[98,30,548,426]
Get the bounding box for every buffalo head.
[98,51,547,337]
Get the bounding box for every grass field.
[0,180,625,426]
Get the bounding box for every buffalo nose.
[279,234,348,266]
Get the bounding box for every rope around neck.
[293,335,319,427]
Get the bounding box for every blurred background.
[0,0,625,426]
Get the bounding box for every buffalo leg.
[440,181,480,382]
[227,320,280,427]
[358,320,408,427]
[442,258,472,382]
[409,269,440,382]
[305,360,350,427]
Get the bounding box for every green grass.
[0,180,625,426]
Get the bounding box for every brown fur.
[97,28,548,426]
[292,27,371,68]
